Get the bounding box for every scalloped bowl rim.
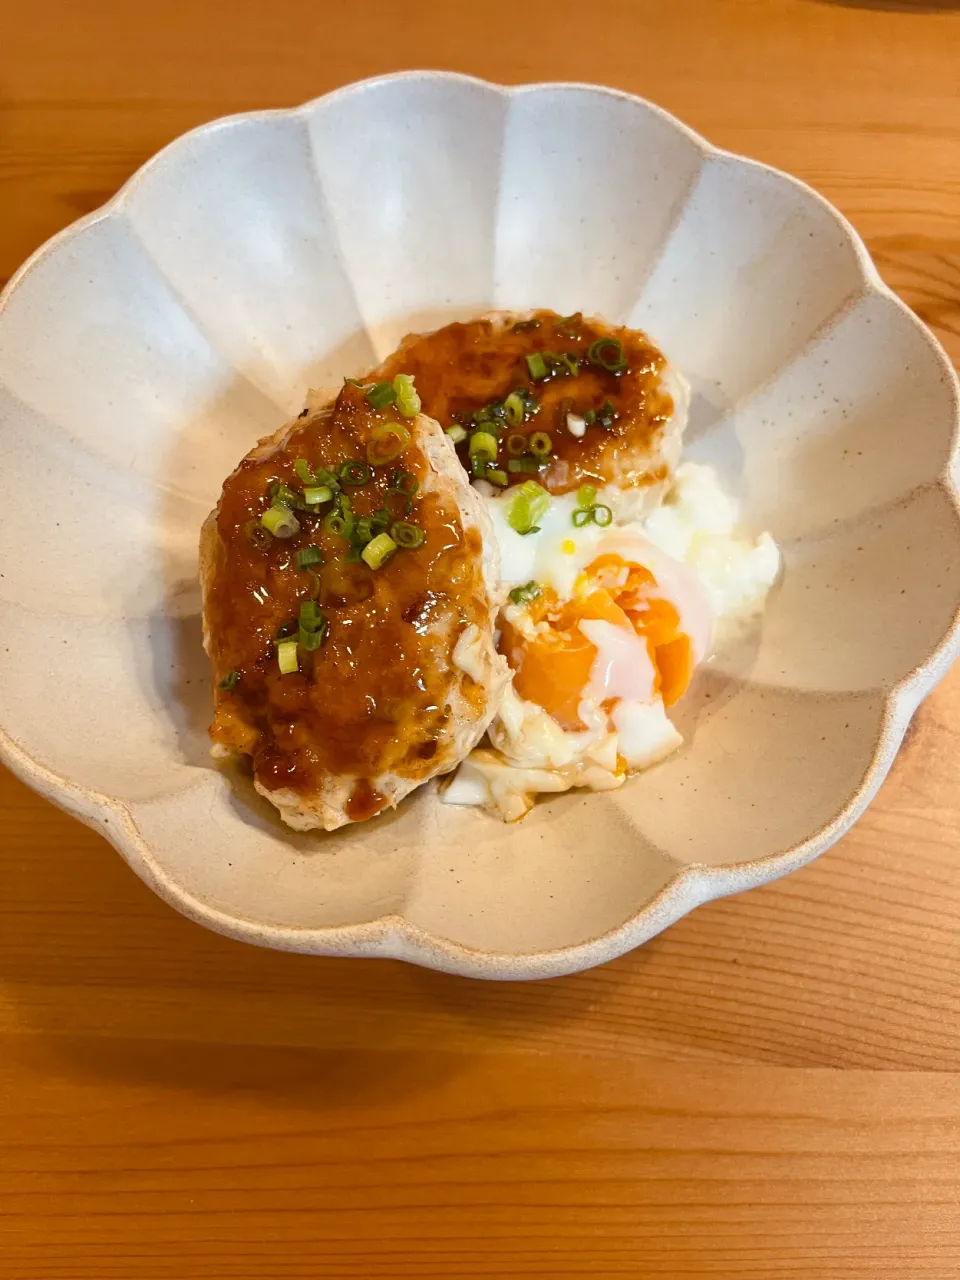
[1,71,959,980]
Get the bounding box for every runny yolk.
[500,554,695,730]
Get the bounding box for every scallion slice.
[487,469,509,487]
[392,373,421,419]
[572,507,593,528]
[303,485,333,506]
[556,352,580,377]
[445,424,467,444]
[361,532,398,569]
[587,338,628,373]
[299,625,326,651]
[270,482,301,509]
[294,458,316,485]
[504,392,526,427]
[507,457,540,474]
[592,503,613,527]
[390,521,426,549]
[324,509,353,539]
[295,546,323,570]
[508,582,541,606]
[219,670,239,690]
[529,431,552,457]
[367,422,411,467]
[297,600,327,649]
[470,454,489,480]
[469,431,498,462]
[340,459,372,486]
[389,469,419,497]
[366,381,398,410]
[277,638,299,675]
[525,351,549,381]
[577,485,598,508]
[506,433,528,456]
[507,481,550,535]
[261,504,300,538]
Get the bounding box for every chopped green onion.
[525,351,549,381]
[583,409,597,426]
[507,481,551,535]
[572,502,613,528]
[297,600,327,648]
[508,582,542,606]
[354,517,374,544]
[445,424,467,444]
[555,352,580,377]
[529,431,553,457]
[270,482,301,509]
[469,431,498,461]
[371,507,392,532]
[577,485,598,508]
[474,401,507,426]
[294,458,316,485]
[367,422,411,467]
[507,457,540,474]
[365,381,398,410]
[299,599,323,630]
[261,504,300,538]
[277,638,299,675]
[587,337,628,373]
[299,624,326,650]
[244,519,272,551]
[276,618,297,640]
[219,670,239,690]
[557,313,582,336]
[390,521,426,549]
[598,400,617,427]
[507,433,528,456]
[392,373,421,419]
[470,455,489,479]
[295,546,323,570]
[340,459,372,486]
[504,392,526,427]
[487,469,509,487]
[361,532,398,569]
[512,318,541,332]
[324,509,353,539]
[303,485,333,506]
[389,469,419,497]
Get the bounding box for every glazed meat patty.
[369,309,689,511]
[201,380,508,831]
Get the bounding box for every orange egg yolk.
[500,554,694,730]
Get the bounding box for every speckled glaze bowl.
[1,73,958,979]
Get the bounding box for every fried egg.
[444,463,780,821]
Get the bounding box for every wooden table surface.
[3,1,960,1276]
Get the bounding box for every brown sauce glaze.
[207,382,489,800]
[371,310,675,495]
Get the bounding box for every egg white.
[443,462,781,821]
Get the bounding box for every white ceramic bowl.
[1,72,958,979]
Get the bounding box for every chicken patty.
[369,310,688,510]
[201,379,508,831]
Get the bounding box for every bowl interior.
[0,74,957,967]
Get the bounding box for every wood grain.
[2,1,960,1276]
